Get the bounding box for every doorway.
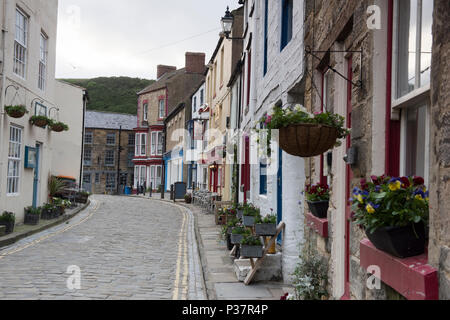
[32,143,41,208]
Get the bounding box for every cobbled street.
[0,196,205,300]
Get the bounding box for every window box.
[360,238,438,300]
[306,212,328,238]
[307,200,329,219]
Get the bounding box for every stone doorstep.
[234,253,283,283]
[0,225,5,236]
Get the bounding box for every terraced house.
[82,111,136,194]
[0,0,86,223]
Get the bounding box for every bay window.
[151,131,163,156]
[150,165,162,190]
[135,133,147,156]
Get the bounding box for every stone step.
[0,225,6,236]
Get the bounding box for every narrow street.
[0,196,204,300]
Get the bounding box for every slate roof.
[85,111,137,131]
[137,68,186,95]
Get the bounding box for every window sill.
[360,238,439,300]
[305,212,328,238]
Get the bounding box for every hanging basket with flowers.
[351,175,429,258]
[266,105,350,158]
[49,121,69,132]
[4,105,27,118]
[30,115,51,128]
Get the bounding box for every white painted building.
[0,0,86,223]
[236,0,306,283]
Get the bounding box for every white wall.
[239,0,306,283]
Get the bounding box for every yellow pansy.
[366,204,375,214]
[389,180,401,191]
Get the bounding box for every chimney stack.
[157,65,177,79]
[185,52,206,74]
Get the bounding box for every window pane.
[420,1,433,87]
[397,0,417,99]
[405,104,426,177]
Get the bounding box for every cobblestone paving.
[0,195,203,300]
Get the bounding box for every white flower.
[294,104,308,113]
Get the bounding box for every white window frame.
[143,103,148,121]
[7,126,22,196]
[393,0,432,184]
[151,131,163,156]
[14,8,28,79]
[150,165,162,190]
[159,100,165,119]
[106,133,116,145]
[135,133,147,156]
[83,148,92,166]
[105,149,115,166]
[106,173,116,191]
[85,132,93,145]
[38,32,48,91]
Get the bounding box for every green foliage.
[231,226,252,236]
[0,211,15,223]
[241,235,262,246]
[43,203,55,210]
[62,77,155,115]
[49,120,69,131]
[5,105,27,114]
[25,207,41,215]
[243,204,260,217]
[292,251,329,300]
[256,214,277,224]
[267,105,351,141]
[48,177,65,200]
[30,115,51,126]
[351,176,429,234]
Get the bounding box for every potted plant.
[351,175,429,258]
[266,105,350,158]
[52,198,65,217]
[77,191,90,204]
[231,226,252,245]
[49,120,69,133]
[235,204,245,219]
[0,212,15,234]
[222,218,240,250]
[305,183,330,219]
[184,193,192,204]
[30,115,51,128]
[24,207,41,225]
[240,235,264,258]
[41,203,57,220]
[216,207,227,225]
[242,204,260,227]
[255,214,277,236]
[5,105,27,118]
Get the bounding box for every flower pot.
[24,214,40,226]
[0,221,15,234]
[241,245,264,258]
[242,216,255,227]
[265,237,276,254]
[307,200,329,219]
[7,109,26,118]
[42,209,56,220]
[237,209,244,219]
[255,223,277,236]
[365,222,426,258]
[279,124,339,157]
[231,234,244,245]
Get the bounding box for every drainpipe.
[0,0,9,203]
[79,90,88,190]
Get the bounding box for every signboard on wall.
[194,121,203,141]
[24,146,37,169]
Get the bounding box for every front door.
[32,143,41,208]
[343,56,354,299]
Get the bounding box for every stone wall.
[429,0,450,300]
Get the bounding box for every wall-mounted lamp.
[221,7,244,40]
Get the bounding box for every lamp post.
[221,7,244,40]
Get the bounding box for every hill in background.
[63,77,155,115]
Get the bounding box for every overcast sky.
[56,0,240,80]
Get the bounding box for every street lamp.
[221,7,244,40]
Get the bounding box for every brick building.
[133,52,205,192]
[83,111,137,194]
[302,0,447,300]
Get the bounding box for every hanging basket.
[30,117,50,128]
[4,105,27,119]
[51,124,65,132]
[279,123,339,157]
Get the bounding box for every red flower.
[360,178,368,190]
[280,293,289,300]
[371,175,380,185]
[400,177,410,188]
[413,176,425,186]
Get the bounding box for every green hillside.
[62,77,155,115]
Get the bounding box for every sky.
[56,0,240,80]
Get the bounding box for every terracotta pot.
[279,124,339,157]
[365,222,426,258]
